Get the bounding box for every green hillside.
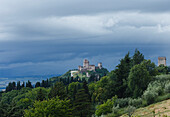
[121,99,170,117]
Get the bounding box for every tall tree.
[128,64,151,98]
[73,89,93,117]
[41,80,45,87]
[6,82,13,92]
[141,60,158,76]
[73,85,77,100]
[83,80,90,100]
[132,49,144,66]
[35,82,41,88]
[114,52,132,97]
[21,82,25,88]
[12,82,16,90]
[17,81,21,90]
[36,88,45,101]
[26,80,33,88]
[48,82,66,99]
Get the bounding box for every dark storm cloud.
[0,0,170,76]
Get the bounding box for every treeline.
[5,79,50,92]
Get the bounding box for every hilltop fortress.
[70,59,103,77]
[78,59,102,72]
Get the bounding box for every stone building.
[158,57,166,66]
[78,59,102,72]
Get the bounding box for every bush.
[155,93,170,102]
[147,81,163,95]
[125,106,136,117]
[128,98,142,108]
[114,98,130,108]
[143,90,158,105]
[164,82,170,93]
[95,97,117,116]
[95,99,114,116]
[112,105,119,114]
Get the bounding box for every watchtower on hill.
[158,57,166,66]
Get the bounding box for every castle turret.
[83,59,89,68]
[98,62,102,69]
[158,57,166,66]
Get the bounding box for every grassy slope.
[122,99,170,117]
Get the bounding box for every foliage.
[141,60,158,76]
[25,87,50,101]
[73,89,93,117]
[95,97,117,116]
[114,98,130,108]
[125,106,136,117]
[112,105,120,115]
[114,97,142,108]
[157,64,168,74]
[26,80,33,88]
[24,97,72,117]
[114,52,132,98]
[128,64,151,98]
[67,82,81,100]
[91,75,116,103]
[164,82,170,93]
[48,82,66,99]
[132,49,144,66]
[143,89,158,105]
[128,98,142,108]
[0,88,31,117]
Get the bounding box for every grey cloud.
[0,0,170,77]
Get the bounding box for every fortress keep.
[158,57,166,66]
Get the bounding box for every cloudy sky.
[0,0,170,77]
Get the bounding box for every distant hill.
[49,68,108,84]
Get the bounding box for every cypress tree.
[48,82,66,100]
[17,81,21,90]
[21,82,25,88]
[132,49,144,66]
[46,79,50,87]
[41,80,45,87]
[35,82,41,88]
[6,82,12,92]
[73,85,77,100]
[70,77,74,83]
[83,80,90,100]
[36,88,45,101]
[115,52,132,98]
[26,80,33,88]
[12,82,16,90]
[73,89,93,117]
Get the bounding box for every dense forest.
[0,49,170,117]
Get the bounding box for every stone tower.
[98,62,102,69]
[158,57,166,66]
[83,59,89,68]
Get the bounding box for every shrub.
[128,98,142,108]
[112,105,119,114]
[125,106,136,117]
[147,81,163,95]
[95,97,117,116]
[164,82,170,93]
[143,90,158,105]
[155,93,170,102]
[114,98,130,108]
